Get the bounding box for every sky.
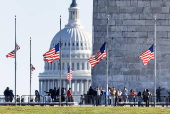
[0,0,93,96]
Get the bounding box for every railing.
[0,95,170,106]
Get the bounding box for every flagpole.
[154,15,157,106]
[30,37,32,102]
[59,15,62,106]
[106,15,109,106]
[69,37,72,88]
[14,15,17,106]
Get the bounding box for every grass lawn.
[0,106,170,114]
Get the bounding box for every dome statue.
[39,0,92,96]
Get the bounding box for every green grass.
[0,106,170,114]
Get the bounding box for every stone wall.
[92,0,170,95]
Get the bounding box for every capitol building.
[38,0,92,95]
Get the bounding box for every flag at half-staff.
[30,64,35,78]
[6,43,20,58]
[43,43,60,63]
[67,66,73,81]
[88,42,106,67]
[139,44,154,65]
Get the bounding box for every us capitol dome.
[39,0,92,95]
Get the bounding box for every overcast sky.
[0,0,93,96]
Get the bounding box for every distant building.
[39,0,92,95]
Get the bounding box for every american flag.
[88,42,106,67]
[67,66,73,81]
[43,43,60,63]
[139,45,154,65]
[6,44,20,58]
[30,64,35,78]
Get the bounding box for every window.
[71,54,74,58]
[62,62,65,70]
[72,43,74,46]
[68,43,70,46]
[87,63,89,70]
[72,63,74,70]
[69,11,71,18]
[67,63,69,69]
[81,43,83,46]
[76,43,78,46]
[77,63,79,70]
[47,63,49,70]
[58,63,60,70]
[82,63,84,70]
[54,63,56,70]
[50,63,52,70]
[65,43,67,46]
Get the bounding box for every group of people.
[3,87,14,102]
[44,87,73,102]
[3,86,168,106]
[86,86,166,107]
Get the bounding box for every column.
[39,80,41,95]
[43,80,46,95]
[53,80,55,88]
[41,80,43,95]
[84,80,88,94]
[74,79,77,95]
[48,80,51,90]
[89,80,91,88]
[75,62,77,70]
[63,79,66,88]
[55,80,57,88]
[72,81,74,92]
[86,80,89,94]
[80,62,82,70]
[66,81,69,90]
[50,80,52,89]
[58,80,60,88]
[89,80,92,87]
[79,80,83,95]
[49,80,51,90]
[47,80,50,91]
[82,80,85,94]
[50,80,54,89]
[84,61,87,70]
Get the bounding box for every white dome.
[50,27,92,51]
[39,0,92,96]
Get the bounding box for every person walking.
[52,87,57,102]
[156,87,164,102]
[143,89,147,103]
[110,87,116,106]
[93,88,97,106]
[4,87,10,102]
[67,88,72,102]
[122,87,128,102]
[130,89,136,107]
[9,90,14,102]
[35,90,40,102]
[45,93,52,102]
[137,92,142,107]
[97,87,101,105]
[146,89,151,107]
[107,87,111,106]
[117,89,122,103]
[88,86,94,104]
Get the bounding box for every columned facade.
[39,79,90,95]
